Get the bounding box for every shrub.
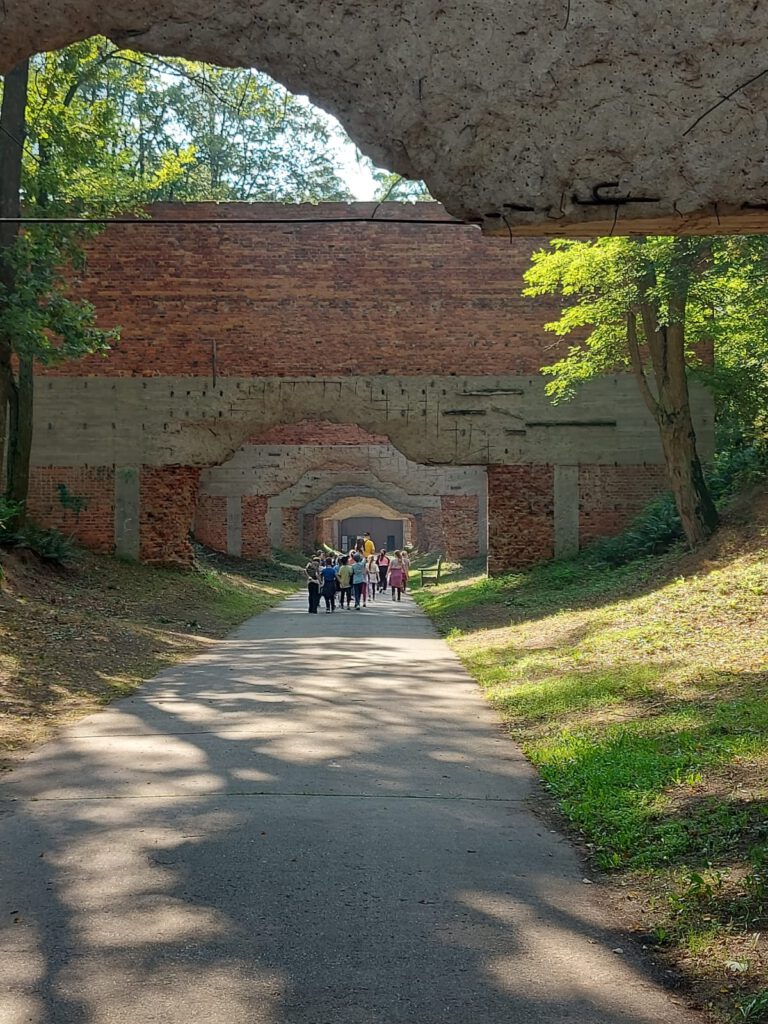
[15,524,75,562]
[0,497,23,540]
[586,441,768,568]
[0,500,74,564]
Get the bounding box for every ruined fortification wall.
[27,205,710,570]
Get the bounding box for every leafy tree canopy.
[22,38,353,208]
[524,235,768,443]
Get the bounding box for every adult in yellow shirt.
[363,532,376,557]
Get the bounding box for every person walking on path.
[376,548,390,592]
[366,555,378,601]
[388,551,405,601]
[336,556,353,609]
[351,552,367,610]
[363,532,376,557]
[305,556,321,613]
[320,558,338,613]
[400,549,411,591]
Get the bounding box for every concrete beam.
[32,374,713,470]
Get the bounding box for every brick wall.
[302,514,319,552]
[26,466,114,552]
[579,464,668,546]
[419,508,444,553]
[441,495,480,560]
[280,506,301,551]
[139,466,201,564]
[193,494,228,553]
[253,421,390,446]
[242,496,270,558]
[487,465,554,574]
[43,203,566,380]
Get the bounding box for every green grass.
[414,496,768,1021]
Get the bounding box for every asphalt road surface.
[0,591,698,1023]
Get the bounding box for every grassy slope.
[0,546,299,760]
[414,492,768,1023]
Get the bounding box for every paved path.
[1,592,697,1024]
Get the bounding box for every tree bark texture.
[0,60,29,495]
[628,244,719,548]
[6,353,33,510]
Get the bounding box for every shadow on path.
[0,594,699,1023]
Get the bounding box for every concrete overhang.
[4,2,768,236]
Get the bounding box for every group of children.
[304,533,410,613]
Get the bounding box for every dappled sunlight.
[0,591,700,1023]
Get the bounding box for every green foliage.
[738,992,768,1022]
[0,227,118,367]
[14,523,75,562]
[585,442,768,566]
[524,235,768,447]
[588,493,684,566]
[372,171,433,203]
[1,497,74,562]
[526,698,768,871]
[20,39,353,206]
[0,497,22,535]
[0,509,75,562]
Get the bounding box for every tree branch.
[627,311,660,418]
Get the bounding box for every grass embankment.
[0,546,298,761]
[414,494,768,1023]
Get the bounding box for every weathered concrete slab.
[3,3,768,235]
[31,374,714,469]
[0,595,698,1024]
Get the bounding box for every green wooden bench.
[419,556,443,586]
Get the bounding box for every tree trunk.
[6,353,33,512]
[635,244,719,549]
[0,60,29,494]
[656,403,719,547]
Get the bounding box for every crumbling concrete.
[3,2,768,234]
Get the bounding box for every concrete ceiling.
[319,496,407,523]
[3,2,768,236]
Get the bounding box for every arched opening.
[192,420,487,560]
[311,495,411,554]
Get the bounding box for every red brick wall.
[140,466,200,564]
[280,506,301,551]
[241,496,269,558]
[43,203,566,379]
[579,465,669,546]
[26,466,114,552]
[302,514,319,552]
[252,421,390,446]
[487,465,554,574]
[441,495,480,560]
[193,494,228,553]
[419,508,445,553]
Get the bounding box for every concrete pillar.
[267,504,282,548]
[226,495,242,557]
[553,464,579,559]
[486,464,555,576]
[478,470,488,557]
[114,466,140,560]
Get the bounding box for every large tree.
[524,235,768,548]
